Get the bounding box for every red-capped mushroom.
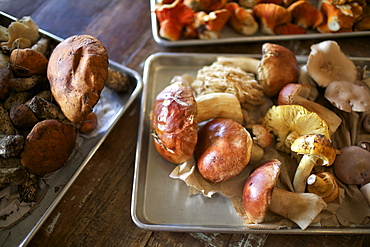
[243,159,327,229]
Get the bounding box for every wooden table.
[1,1,370,246]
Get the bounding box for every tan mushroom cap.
[325,80,370,112]
[243,159,281,223]
[306,40,357,87]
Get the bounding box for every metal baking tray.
[0,11,143,247]
[150,0,370,47]
[131,52,370,234]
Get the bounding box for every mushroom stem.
[307,174,328,193]
[293,154,318,193]
[269,187,327,230]
[307,172,339,202]
[215,56,260,74]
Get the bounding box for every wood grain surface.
[1,0,370,246]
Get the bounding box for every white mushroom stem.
[360,183,370,206]
[215,56,260,74]
[269,187,327,230]
[307,174,332,197]
[293,155,318,193]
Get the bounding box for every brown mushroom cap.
[258,43,299,97]
[243,159,281,223]
[333,146,370,185]
[325,80,370,112]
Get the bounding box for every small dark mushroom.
[333,146,370,185]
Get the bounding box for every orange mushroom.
[253,3,292,35]
[155,0,195,41]
[275,22,307,35]
[307,172,339,203]
[185,9,231,39]
[287,0,323,29]
[317,0,357,33]
[183,0,228,12]
[225,2,258,35]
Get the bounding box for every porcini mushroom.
[155,0,195,41]
[291,134,337,193]
[307,172,339,202]
[214,43,298,98]
[243,159,327,229]
[262,105,330,153]
[324,80,370,112]
[333,145,370,185]
[278,83,342,134]
[258,43,299,97]
[195,92,243,123]
[306,40,357,87]
[225,2,258,35]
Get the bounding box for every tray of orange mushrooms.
[150,0,370,46]
[132,40,370,233]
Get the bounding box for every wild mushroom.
[194,9,231,39]
[287,0,323,29]
[278,83,342,134]
[195,92,243,123]
[291,134,337,193]
[324,80,370,112]
[214,43,298,98]
[253,3,292,35]
[274,22,307,35]
[307,172,339,202]
[306,40,357,87]
[184,0,227,12]
[154,0,195,41]
[262,105,330,154]
[333,145,370,185]
[317,0,358,33]
[225,2,258,36]
[246,124,272,164]
[243,159,327,230]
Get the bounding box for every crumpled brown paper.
[170,110,370,230]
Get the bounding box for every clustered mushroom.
[154,0,370,41]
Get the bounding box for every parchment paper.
[170,109,370,230]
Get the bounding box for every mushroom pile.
[155,40,370,230]
[154,0,370,41]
